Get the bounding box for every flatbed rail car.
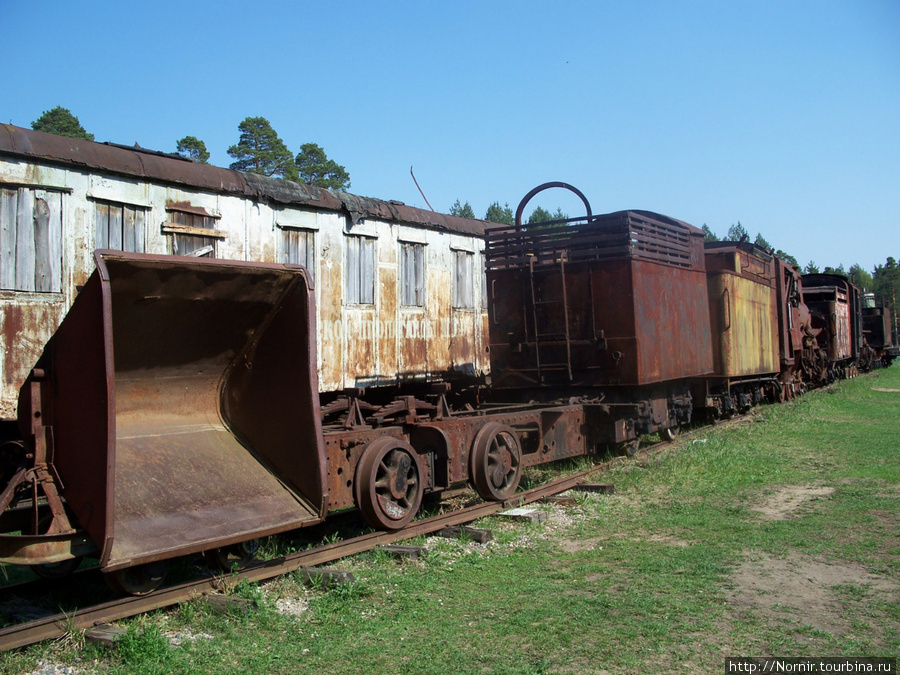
[0,250,603,593]
[0,124,490,429]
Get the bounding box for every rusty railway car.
[801,273,863,381]
[0,124,490,429]
[0,172,889,594]
[860,294,899,368]
[485,183,710,445]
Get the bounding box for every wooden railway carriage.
[0,124,490,425]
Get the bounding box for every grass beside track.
[2,366,898,674]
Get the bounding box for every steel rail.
[0,466,604,651]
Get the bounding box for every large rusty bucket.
[19,251,326,571]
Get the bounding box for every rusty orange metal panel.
[399,310,429,382]
[802,274,860,362]
[377,263,399,382]
[21,252,326,571]
[427,267,451,374]
[486,209,713,389]
[0,299,67,419]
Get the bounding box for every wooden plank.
[498,507,547,523]
[540,495,578,507]
[32,192,52,292]
[206,594,257,615]
[161,223,227,239]
[123,205,137,252]
[85,624,127,648]
[436,525,492,543]
[379,545,427,560]
[108,204,123,251]
[45,192,62,293]
[15,188,35,292]
[0,188,18,289]
[572,483,616,494]
[134,207,145,253]
[94,201,109,250]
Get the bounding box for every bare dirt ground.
[726,483,899,651]
[748,485,835,520]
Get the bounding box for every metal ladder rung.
[528,254,573,382]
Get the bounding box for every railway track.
[0,412,753,652]
[0,462,611,651]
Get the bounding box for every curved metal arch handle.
[514,182,593,228]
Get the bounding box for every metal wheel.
[29,513,83,579]
[105,560,170,596]
[470,423,522,501]
[203,538,261,571]
[659,426,679,442]
[32,557,83,580]
[354,438,423,530]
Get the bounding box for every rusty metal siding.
[0,126,490,418]
[802,274,859,363]
[773,257,804,368]
[487,210,713,389]
[706,273,779,376]
[704,244,779,378]
[24,253,327,570]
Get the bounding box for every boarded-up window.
[0,187,63,293]
[280,227,315,282]
[94,200,147,252]
[401,243,425,307]
[164,207,221,258]
[453,249,474,309]
[346,235,375,305]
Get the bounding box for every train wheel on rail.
[203,539,261,571]
[105,560,170,596]
[470,423,522,501]
[354,438,424,530]
[659,426,679,442]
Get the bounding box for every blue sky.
[3,0,898,273]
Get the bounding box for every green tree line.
[30,107,350,191]
[30,106,899,318]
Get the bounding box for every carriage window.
[1,186,63,293]
[93,199,147,253]
[346,235,375,305]
[401,242,425,307]
[163,204,223,258]
[280,227,315,283]
[453,249,474,309]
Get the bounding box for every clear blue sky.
[3,0,898,273]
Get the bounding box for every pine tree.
[227,117,296,179]
[31,106,94,141]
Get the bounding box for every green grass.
[2,365,898,674]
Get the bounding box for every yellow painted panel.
[708,273,779,377]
